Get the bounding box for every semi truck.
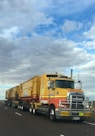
[5,72,91,121]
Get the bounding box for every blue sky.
[0,0,95,100]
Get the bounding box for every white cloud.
[0,35,91,84]
[79,58,95,74]
[83,22,95,40]
[62,20,83,33]
[0,0,54,37]
[84,41,95,50]
[0,26,20,39]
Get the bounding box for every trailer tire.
[29,108,32,114]
[21,106,24,111]
[49,106,56,121]
[32,108,36,115]
[32,104,37,116]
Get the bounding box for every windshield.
[55,80,74,89]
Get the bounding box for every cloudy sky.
[0,0,95,100]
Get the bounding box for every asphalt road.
[0,104,95,136]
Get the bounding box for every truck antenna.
[78,70,80,81]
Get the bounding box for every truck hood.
[55,88,83,97]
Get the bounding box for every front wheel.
[49,106,56,121]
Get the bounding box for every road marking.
[84,121,95,126]
[15,112,22,116]
[60,134,64,136]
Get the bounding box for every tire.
[32,108,36,115]
[29,108,32,114]
[32,105,37,115]
[21,106,24,110]
[49,106,56,121]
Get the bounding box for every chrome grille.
[69,93,84,110]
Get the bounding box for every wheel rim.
[50,109,54,115]
[21,106,23,110]
[50,108,55,120]
[33,109,35,114]
[29,108,32,113]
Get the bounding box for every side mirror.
[82,97,89,108]
[85,97,89,103]
[74,80,82,89]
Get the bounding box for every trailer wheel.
[32,108,36,115]
[29,108,32,114]
[32,104,37,115]
[49,106,56,121]
[21,106,24,110]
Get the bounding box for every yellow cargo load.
[21,76,40,99]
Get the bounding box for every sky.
[0,0,95,100]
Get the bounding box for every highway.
[0,104,95,136]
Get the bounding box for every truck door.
[48,81,55,99]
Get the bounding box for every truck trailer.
[5,85,21,108]
[18,76,40,110]
[5,73,91,121]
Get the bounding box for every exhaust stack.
[70,69,73,79]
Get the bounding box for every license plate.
[79,112,84,116]
[61,111,70,116]
[73,117,80,120]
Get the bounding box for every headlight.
[59,100,69,108]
